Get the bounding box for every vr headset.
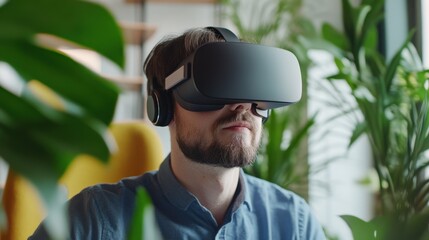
[147,27,302,126]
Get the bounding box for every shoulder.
[244,173,303,204]
[244,172,313,214]
[69,171,158,208]
[64,171,159,239]
[243,174,326,239]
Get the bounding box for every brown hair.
[143,27,224,94]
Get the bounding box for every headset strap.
[206,26,240,42]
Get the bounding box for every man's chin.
[177,135,258,169]
[218,134,254,149]
[202,160,254,169]
[186,148,256,169]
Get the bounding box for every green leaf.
[0,0,124,67]
[276,116,315,182]
[385,31,415,91]
[413,179,429,211]
[355,5,371,40]
[349,121,366,147]
[298,36,344,59]
[361,0,384,40]
[341,0,356,47]
[341,215,389,240]
[363,25,378,51]
[265,110,285,177]
[128,187,161,240]
[322,23,350,52]
[0,87,112,213]
[0,73,112,168]
[344,212,429,240]
[341,215,376,240]
[0,40,120,124]
[384,210,429,240]
[281,116,315,162]
[365,50,384,78]
[401,42,424,72]
[0,0,123,238]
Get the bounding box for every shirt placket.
[215,225,227,240]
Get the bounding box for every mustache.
[215,111,257,129]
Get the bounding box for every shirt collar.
[238,169,253,212]
[158,155,197,210]
[157,155,252,212]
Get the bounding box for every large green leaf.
[0,40,119,124]
[0,0,124,67]
[0,0,124,238]
[341,215,389,240]
[343,211,429,240]
[0,86,111,166]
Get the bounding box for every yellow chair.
[1,121,164,240]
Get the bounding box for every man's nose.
[227,103,252,112]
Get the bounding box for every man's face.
[172,102,263,168]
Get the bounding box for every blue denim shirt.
[31,156,326,239]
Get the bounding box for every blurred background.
[0,0,428,239]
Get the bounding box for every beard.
[176,111,261,168]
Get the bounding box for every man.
[31,27,326,239]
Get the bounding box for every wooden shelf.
[120,21,156,45]
[126,0,217,3]
[36,22,156,48]
[103,75,145,91]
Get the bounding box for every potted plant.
[312,0,429,238]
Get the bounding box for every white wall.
[308,50,374,240]
[384,0,408,61]
[302,0,374,239]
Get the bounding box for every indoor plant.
[313,0,429,238]
[0,0,124,238]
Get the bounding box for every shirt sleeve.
[29,187,116,240]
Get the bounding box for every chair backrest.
[1,121,164,240]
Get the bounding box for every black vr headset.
[147,27,302,126]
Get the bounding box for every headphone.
[146,27,270,126]
[146,77,173,126]
[147,27,236,126]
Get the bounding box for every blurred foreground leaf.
[128,187,162,240]
[0,0,124,238]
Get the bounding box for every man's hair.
[144,27,224,94]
